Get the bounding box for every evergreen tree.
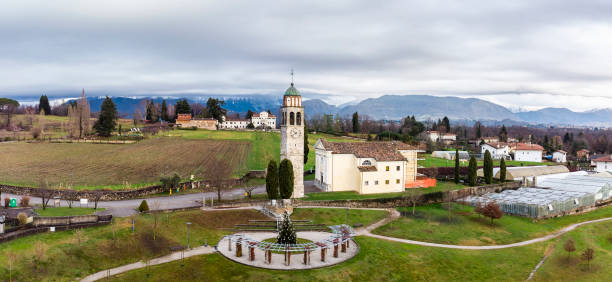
[276,212,297,244]
[499,158,507,182]
[206,98,227,123]
[475,122,482,139]
[161,100,169,122]
[245,110,254,120]
[93,96,118,137]
[304,130,309,164]
[352,112,359,133]
[265,160,279,199]
[499,125,508,142]
[279,159,294,199]
[454,148,460,184]
[441,116,450,132]
[468,155,477,186]
[484,150,493,184]
[38,95,51,115]
[174,99,191,117]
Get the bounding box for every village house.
[552,150,567,163]
[512,143,544,162]
[593,155,612,172]
[175,114,218,130]
[577,149,590,159]
[314,139,419,194]
[481,136,499,143]
[426,131,456,144]
[480,142,510,159]
[250,111,276,129]
[219,117,250,129]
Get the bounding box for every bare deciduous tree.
[206,158,234,201]
[68,89,91,138]
[6,250,19,281]
[151,201,161,241]
[564,239,576,260]
[32,241,48,270]
[581,248,594,270]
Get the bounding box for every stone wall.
[0,170,263,201]
[33,214,101,227]
[294,182,521,209]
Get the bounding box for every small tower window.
[290,112,295,125]
[362,160,371,166]
[297,112,302,126]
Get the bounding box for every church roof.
[284,83,301,96]
[319,139,418,161]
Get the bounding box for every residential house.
[552,150,567,163]
[513,143,544,162]
[427,131,456,144]
[481,136,499,143]
[481,142,510,159]
[593,155,612,172]
[219,118,249,129]
[577,149,590,160]
[175,114,218,130]
[314,139,419,194]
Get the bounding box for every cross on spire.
[290,68,294,85]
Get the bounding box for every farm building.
[462,175,612,218]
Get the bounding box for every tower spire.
[290,68,294,85]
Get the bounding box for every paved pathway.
[80,246,216,282]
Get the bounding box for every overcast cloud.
[1,0,611,111]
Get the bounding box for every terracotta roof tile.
[593,155,612,162]
[514,143,544,151]
[320,139,417,161]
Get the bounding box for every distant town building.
[426,131,456,144]
[219,117,249,129]
[175,114,218,130]
[314,139,419,194]
[431,151,470,160]
[481,136,499,143]
[513,143,544,162]
[250,111,276,129]
[577,149,590,159]
[593,155,612,172]
[552,150,567,163]
[481,142,510,159]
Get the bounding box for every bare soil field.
[0,137,250,189]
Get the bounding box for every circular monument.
[217,224,358,270]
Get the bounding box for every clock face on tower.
[290,128,300,138]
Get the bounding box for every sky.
[1,0,612,112]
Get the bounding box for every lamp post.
[186,222,192,249]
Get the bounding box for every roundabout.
[218,225,359,270]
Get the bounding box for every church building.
[280,82,304,198]
[314,139,419,194]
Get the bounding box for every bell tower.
[280,75,304,198]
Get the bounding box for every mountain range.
[15,94,612,127]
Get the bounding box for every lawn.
[35,207,102,217]
[0,209,269,281]
[291,208,388,227]
[373,203,612,246]
[0,137,249,189]
[303,181,466,201]
[418,155,558,168]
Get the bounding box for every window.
[297,112,302,125]
[396,179,400,184]
[290,112,295,125]
[385,166,389,171]
[396,166,400,171]
[374,180,379,185]
[364,181,369,186]
[385,180,389,184]
[362,160,371,166]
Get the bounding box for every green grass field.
[0,137,249,189]
[419,155,558,168]
[291,208,388,226]
[35,207,102,217]
[303,181,466,201]
[373,203,612,246]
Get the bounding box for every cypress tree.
[161,100,169,122]
[266,160,279,199]
[468,155,477,186]
[304,130,309,164]
[352,112,359,133]
[484,150,493,184]
[38,95,51,115]
[279,159,294,199]
[454,148,460,184]
[500,158,507,182]
[93,96,118,137]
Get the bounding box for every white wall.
[514,150,542,162]
[360,161,405,194]
[552,152,566,163]
[596,161,612,172]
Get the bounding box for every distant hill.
[516,108,612,127]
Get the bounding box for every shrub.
[4,197,9,208]
[478,202,503,224]
[138,200,150,212]
[17,212,28,225]
[20,196,30,207]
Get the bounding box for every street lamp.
[186,222,192,249]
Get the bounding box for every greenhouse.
[462,175,612,218]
